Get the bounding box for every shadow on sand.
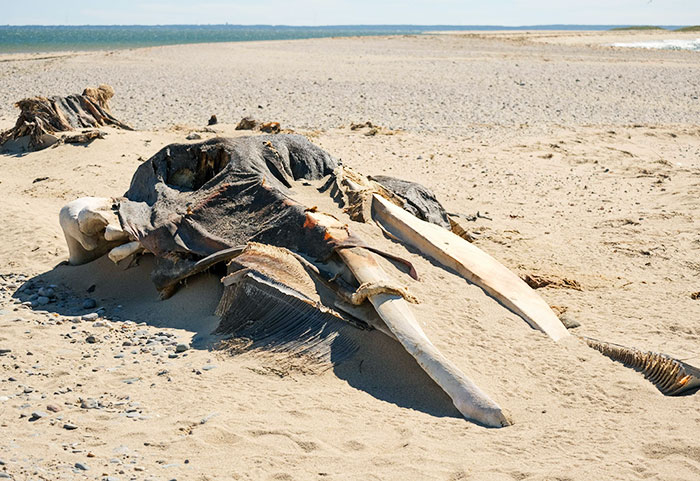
[13,255,461,420]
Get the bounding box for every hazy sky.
[5,0,698,26]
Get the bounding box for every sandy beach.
[1,30,699,481]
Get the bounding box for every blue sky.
[5,0,698,26]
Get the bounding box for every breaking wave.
[610,38,700,51]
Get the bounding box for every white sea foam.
[610,38,700,51]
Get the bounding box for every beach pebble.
[36,296,50,305]
[82,313,99,321]
[63,422,78,430]
[559,313,581,329]
[82,299,97,309]
[74,462,89,471]
[30,411,48,421]
[80,398,98,409]
[38,287,54,297]
[186,132,201,140]
[0,473,11,479]
[85,335,98,344]
[175,343,188,353]
[46,404,61,412]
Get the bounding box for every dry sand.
[1,31,699,481]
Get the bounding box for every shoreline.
[1,24,697,56]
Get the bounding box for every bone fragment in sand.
[59,197,130,265]
[585,337,700,396]
[336,245,512,427]
[370,194,570,342]
[107,241,144,264]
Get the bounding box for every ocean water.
[0,24,684,54]
[610,38,700,51]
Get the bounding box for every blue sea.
[0,24,688,54]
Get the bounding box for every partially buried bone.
[369,193,570,342]
[585,337,700,396]
[107,241,145,264]
[59,197,131,265]
[305,211,512,427]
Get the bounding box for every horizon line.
[0,23,692,28]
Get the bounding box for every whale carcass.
[58,134,698,427]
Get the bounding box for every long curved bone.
[371,194,570,342]
[336,246,512,427]
[59,197,131,265]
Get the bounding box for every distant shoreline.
[0,24,692,54]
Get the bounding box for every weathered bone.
[301,210,511,427]
[107,241,144,264]
[336,245,512,427]
[585,337,700,395]
[370,194,570,342]
[59,197,130,265]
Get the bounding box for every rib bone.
[370,194,570,342]
[336,245,512,427]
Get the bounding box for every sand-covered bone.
[59,197,131,265]
[585,338,700,396]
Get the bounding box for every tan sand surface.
[1,31,699,480]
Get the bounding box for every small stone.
[93,321,106,328]
[0,349,11,355]
[559,313,581,329]
[0,473,11,479]
[82,313,99,321]
[80,398,98,409]
[85,335,98,344]
[87,452,95,458]
[104,477,120,481]
[175,344,188,353]
[114,354,125,359]
[82,299,97,309]
[74,462,89,471]
[134,466,145,471]
[23,386,34,393]
[186,132,201,140]
[168,353,178,359]
[36,296,50,305]
[38,287,54,297]
[202,364,217,371]
[208,114,218,125]
[30,411,48,421]
[46,404,61,413]
[63,422,78,430]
